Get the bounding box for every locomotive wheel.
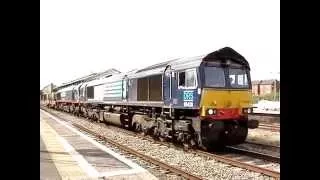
[234,125,248,144]
[132,123,137,131]
[159,136,168,142]
[133,123,141,132]
[141,131,147,136]
[183,143,190,151]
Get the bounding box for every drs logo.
[183,91,193,101]
[183,91,194,107]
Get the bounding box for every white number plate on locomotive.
[184,101,193,107]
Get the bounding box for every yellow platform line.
[40,118,88,179]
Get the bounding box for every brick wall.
[260,84,273,95]
[252,84,259,95]
[251,80,280,96]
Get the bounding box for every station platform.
[40,110,157,180]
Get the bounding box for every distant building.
[40,83,56,101]
[252,79,280,96]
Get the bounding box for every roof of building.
[252,79,279,85]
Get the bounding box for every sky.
[40,0,279,89]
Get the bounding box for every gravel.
[77,127,182,180]
[247,129,280,147]
[46,109,278,180]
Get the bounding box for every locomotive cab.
[197,48,253,147]
[199,60,252,119]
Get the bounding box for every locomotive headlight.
[242,108,249,114]
[207,108,216,115]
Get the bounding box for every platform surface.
[40,109,157,180]
[40,136,62,179]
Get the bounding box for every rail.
[72,123,203,180]
[43,107,280,179]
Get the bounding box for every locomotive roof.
[53,47,249,89]
[55,68,121,91]
[129,47,250,78]
[136,59,179,73]
[85,73,125,87]
[202,47,250,69]
[56,85,76,93]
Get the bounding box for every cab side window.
[178,69,197,89]
[178,72,186,87]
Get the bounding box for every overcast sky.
[40,0,279,89]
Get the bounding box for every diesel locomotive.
[42,47,255,150]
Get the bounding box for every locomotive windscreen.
[204,67,226,88]
[203,66,250,89]
[228,68,249,88]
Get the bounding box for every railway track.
[224,145,280,163]
[41,107,202,179]
[78,128,198,179]
[249,112,280,132]
[258,123,280,132]
[42,107,280,179]
[193,149,279,178]
[73,123,203,180]
[250,112,280,118]
[245,140,280,149]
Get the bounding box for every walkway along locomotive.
[44,47,258,150]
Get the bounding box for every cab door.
[122,76,128,101]
[163,65,173,105]
[175,68,199,109]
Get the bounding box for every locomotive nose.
[200,89,252,118]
